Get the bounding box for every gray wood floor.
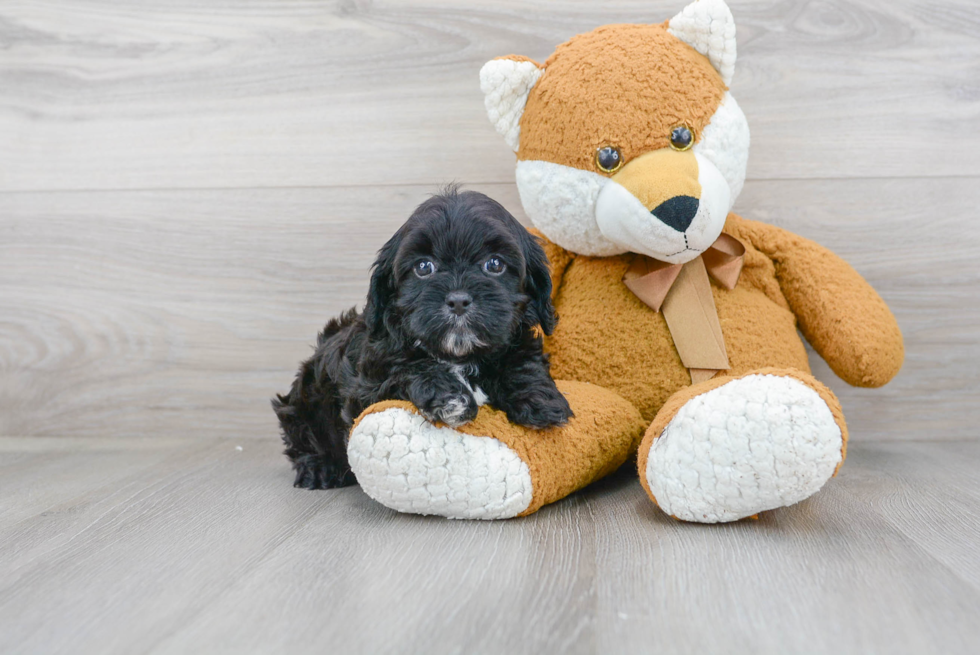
[2,1,980,653]
[1,437,978,655]
[2,0,979,443]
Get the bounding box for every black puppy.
[273,187,573,490]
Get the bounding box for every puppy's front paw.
[421,392,478,427]
[293,454,357,490]
[504,390,574,430]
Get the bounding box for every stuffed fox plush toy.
[346,0,904,522]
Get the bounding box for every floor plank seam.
[2,173,979,196]
[143,493,345,653]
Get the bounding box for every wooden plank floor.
[3,0,979,443]
[2,0,979,191]
[0,437,978,655]
[2,178,978,442]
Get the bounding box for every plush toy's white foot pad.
[348,408,533,520]
[646,374,843,523]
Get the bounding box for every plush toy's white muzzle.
[595,152,731,265]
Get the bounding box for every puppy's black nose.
[651,195,699,233]
[446,291,472,316]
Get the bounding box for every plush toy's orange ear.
[479,55,543,152]
[667,0,737,85]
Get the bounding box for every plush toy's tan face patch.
[612,149,700,214]
[516,23,727,173]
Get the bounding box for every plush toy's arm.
[528,227,575,302]
[732,216,904,388]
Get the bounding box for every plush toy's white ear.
[667,0,737,86]
[480,58,543,152]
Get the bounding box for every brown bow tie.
[623,234,746,384]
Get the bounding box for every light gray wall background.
[2,0,978,442]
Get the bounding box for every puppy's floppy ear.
[364,236,398,340]
[516,227,557,335]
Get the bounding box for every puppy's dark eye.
[483,256,506,275]
[669,125,694,151]
[414,260,435,278]
[595,146,622,173]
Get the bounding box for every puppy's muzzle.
[446,291,473,317]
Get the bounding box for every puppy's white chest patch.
[450,364,488,406]
[472,386,489,407]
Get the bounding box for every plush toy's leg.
[637,367,848,523]
[347,381,646,519]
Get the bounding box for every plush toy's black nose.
[446,291,473,316]
[651,195,699,232]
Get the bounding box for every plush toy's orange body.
[347,0,903,522]
[543,213,903,423]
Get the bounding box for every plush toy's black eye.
[669,125,694,151]
[595,146,623,173]
[414,260,435,278]
[483,256,506,275]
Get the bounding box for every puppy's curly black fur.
[273,187,572,490]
